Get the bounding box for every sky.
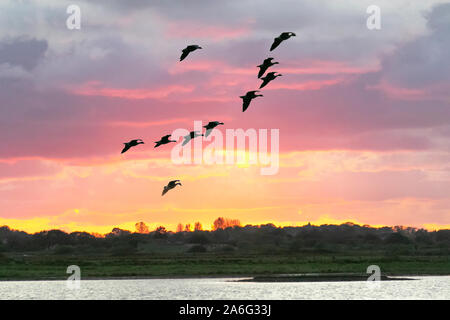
[0,0,450,234]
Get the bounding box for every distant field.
[0,253,449,280]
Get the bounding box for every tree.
[213,217,241,230]
[135,222,149,234]
[213,217,225,230]
[194,222,203,231]
[155,226,167,234]
[154,226,168,238]
[185,224,192,232]
[106,228,131,238]
[176,223,184,233]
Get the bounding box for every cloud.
[377,3,450,100]
[0,37,47,70]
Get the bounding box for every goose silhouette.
[203,121,224,138]
[162,180,182,196]
[240,91,263,112]
[121,139,144,154]
[270,32,296,51]
[259,72,282,89]
[154,135,177,148]
[257,57,279,78]
[180,45,202,61]
[182,131,204,146]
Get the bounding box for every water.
[0,276,449,300]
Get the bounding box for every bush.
[53,245,75,255]
[189,233,210,245]
[187,245,207,253]
[384,233,411,245]
[219,245,235,253]
[110,245,137,256]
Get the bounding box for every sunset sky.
[1,0,450,234]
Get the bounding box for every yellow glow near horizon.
[1,215,448,236]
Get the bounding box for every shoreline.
[1,273,449,282]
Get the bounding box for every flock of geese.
[120,32,296,196]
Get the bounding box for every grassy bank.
[0,252,449,280]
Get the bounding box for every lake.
[0,276,449,300]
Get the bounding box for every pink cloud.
[263,78,346,91]
[71,81,195,100]
[165,22,251,40]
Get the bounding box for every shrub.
[187,245,207,253]
[53,245,75,255]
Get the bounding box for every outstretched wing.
[182,136,191,146]
[270,37,282,51]
[180,49,189,61]
[162,187,168,196]
[257,65,267,78]
[259,78,269,89]
[121,144,131,154]
[242,97,251,112]
[205,128,213,138]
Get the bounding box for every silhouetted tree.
[154,226,168,239]
[194,222,203,231]
[135,222,149,234]
[213,217,241,230]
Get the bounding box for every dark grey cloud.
[380,3,450,89]
[0,37,48,70]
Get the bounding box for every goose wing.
[180,49,189,61]
[270,37,283,51]
[242,96,251,112]
[205,128,213,138]
[121,144,131,154]
[182,136,191,146]
[259,77,270,89]
[257,65,268,78]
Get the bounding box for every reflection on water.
[0,276,449,300]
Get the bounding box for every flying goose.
[182,131,204,146]
[180,45,202,61]
[257,57,279,78]
[270,32,296,51]
[259,72,282,89]
[121,139,144,154]
[240,91,263,112]
[203,121,224,138]
[154,135,177,148]
[162,180,182,196]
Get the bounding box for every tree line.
[0,218,449,256]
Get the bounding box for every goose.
[257,57,279,78]
[182,131,204,146]
[162,180,182,196]
[203,121,224,138]
[121,139,144,154]
[240,91,263,112]
[154,135,177,148]
[180,45,202,61]
[259,72,282,89]
[270,32,296,51]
